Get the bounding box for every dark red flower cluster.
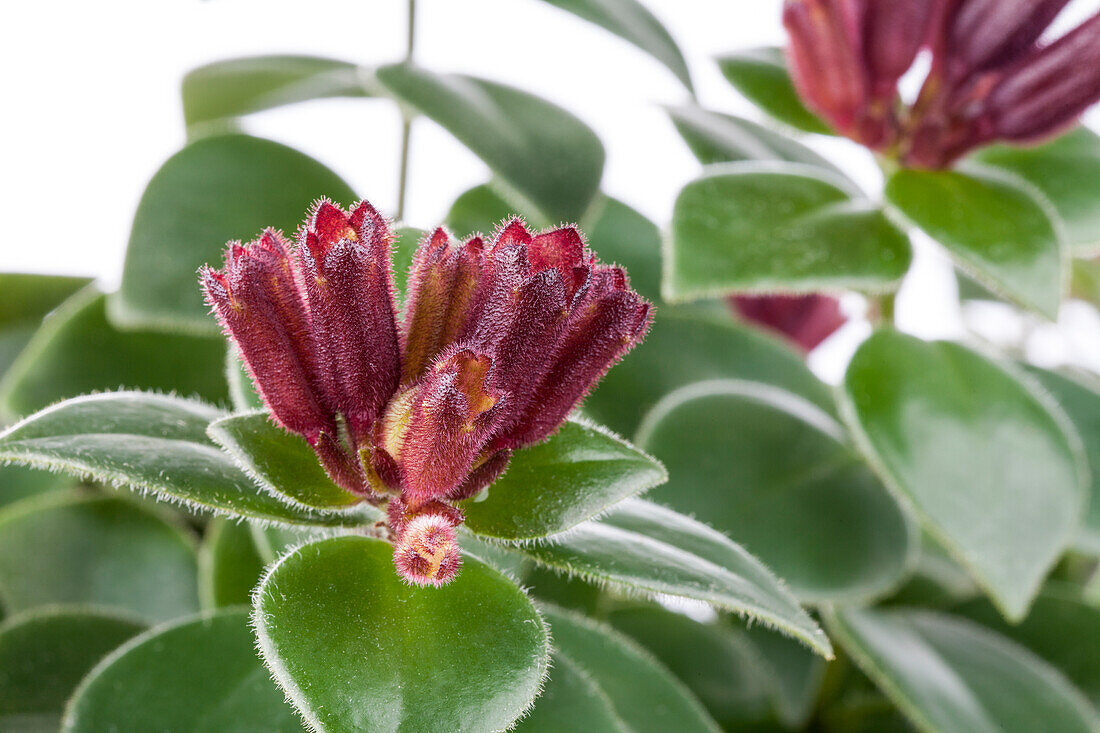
[784,0,1100,167]
[201,199,651,586]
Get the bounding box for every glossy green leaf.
[973,126,1100,252]
[537,0,691,91]
[1024,366,1100,555]
[607,605,774,729]
[585,305,836,437]
[198,518,266,610]
[0,391,360,526]
[716,47,831,134]
[637,380,913,602]
[841,331,1087,620]
[515,651,628,733]
[542,605,721,733]
[375,64,604,222]
[254,535,549,732]
[827,607,1100,733]
[208,412,365,511]
[667,104,844,177]
[63,609,302,732]
[0,493,198,623]
[0,464,71,509]
[954,585,1100,708]
[0,273,91,379]
[182,55,367,129]
[114,134,357,333]
[666,162,911,302]
[886,167,1064,317]
[462,419,667,540]
[0,607,145,732]
[0,289,228,419]
[513,499,832,657]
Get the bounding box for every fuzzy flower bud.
[392,513,462,587]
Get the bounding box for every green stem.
[395,0,417,221]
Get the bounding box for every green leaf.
[667,104,844,177]
[462,419,667,540]
[392,225,426,301]
[114,134,357,334]
[0,289,228,419]
[840,331,1087,620]
[375,64,604,222]
[973,126,1100,253]
[208,412,366,512]
[226,347,264,413]
[513,499,833,657]
[198,518,266,610]
[827,607,1100,733]
[537,0,692,91]
[0,607,145,732]
[0,391,360,526]
[515,651,628,733]
[716,47,831,134]
[0,273,91,379]
[1023,366,1100,555]
[585,305,836,437]
[637,380,913,603]
[63,609,302,732]
[182,55,368,129]
[542,605,721,733]
[666,162,911,302]
[741,621,828,728]
[0,494,198,623]
[0,464,71,509]
[885,166,1064,318]
[953,585,1100,708]
[253,535,550,733]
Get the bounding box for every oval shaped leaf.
[667,162,911,302]
[254,535,550,733]
[375,64,604,222]
[0,391,359,526]
[183,55,368,129]
[513,499,832,657]
[515,651,628,733]
[840,331,1087,620]
[462,419,667,540]
[0,494,198,623]
[0,607,145,732]
[0,273,91,379]
[716,47,831,134]
[0,289,228,419]
[973,126,1100,253]
[637,380,913,603]
[886,167,1064,317]
[827,607,1099,733]
[114,134,357,333]
[63,609,302,732]
[198,518,266,610]
[542,605,721,733]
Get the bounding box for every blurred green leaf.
[391,225,425,301]
[537,0,692,91]
[827,607,1099,733]
[182,55,368,129]
[253,536,550,732]
[667,162,911,302]
[637,380,913,603]
[0,392,362,526]
[0,465,71,510]
[225,347,263,413]
[513,499,832,657]
[375,64,604,222]
[741,621,828,728]
[515,651,629,733]
[0,289,228,419]
[198,518,266,610]
[64,609,302,732]
[0,607,145,732]
[716,47,831,134]
[0,494,198,623]
[973,126,1100,253]
[114,134,357,334]
[841,331,1087,620]
[0,273,91,380]
[542,605,721,733]
[886,167,1064,318]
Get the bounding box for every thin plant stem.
[395,0,416,221]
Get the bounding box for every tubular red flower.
[730,294,846,352]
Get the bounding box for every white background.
[2,0,1099,379]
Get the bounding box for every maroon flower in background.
[201,199,651,586]
[730,294,845,352]
[783,0,1100,167]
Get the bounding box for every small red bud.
[393,513,462,587]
